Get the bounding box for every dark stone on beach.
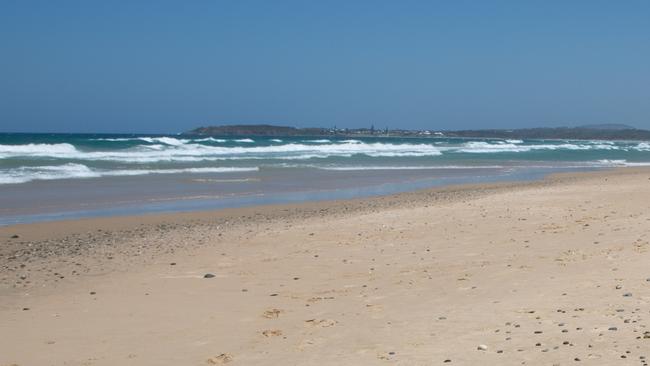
[443,359,451,363]
[22,307,29,311]
[90,291,96,295]
[170,262,176,266]
[203,273,215,278]
[10,234,19,239]
[608,327,617,331]
[388,351,395,355]
[623,292,633,297]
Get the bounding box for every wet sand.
[1,168,650,365]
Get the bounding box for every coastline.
[2,167,650,365]
[0,166,621,244]
[0,167,642,294]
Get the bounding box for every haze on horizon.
[1,1,649,134]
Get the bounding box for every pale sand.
[1,168,650,365]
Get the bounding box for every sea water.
[1,133,649,224]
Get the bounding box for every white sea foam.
[317,165,505,171]
[0,141,443,162]
[634,142,650,151]
[90,137,135,142]
[505,139,524,144]
[305,139,331,143]
[595,159,650,167]
[2,139,650,165]
[270,139,283,143]
[0,143,78,157]
[453,141,594,153]
[0,164,259,184]
[194,137,227,143]
[234,138,255,143]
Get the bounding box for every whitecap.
[0,164,259,184]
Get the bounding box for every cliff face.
[185,124,329,136]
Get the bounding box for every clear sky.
[1,1,649,133]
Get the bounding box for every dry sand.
[1,168,650,365]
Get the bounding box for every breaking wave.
[0,164,259,184]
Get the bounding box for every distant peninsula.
[184,123,650,140]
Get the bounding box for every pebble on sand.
[477,344,488,351]
[203,273,216,278]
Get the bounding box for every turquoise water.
[1,133,649,183]
[1,133,649,224]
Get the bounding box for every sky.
[1,1,649,133]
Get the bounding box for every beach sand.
[1,168,650,365]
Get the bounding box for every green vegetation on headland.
[185,124,650,140]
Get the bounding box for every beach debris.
[305,319,337,327]
[262,329,283,337]
[262,308,283,319]
[207,353,233,364]
[477,344,488,351]
[203,273,216,278]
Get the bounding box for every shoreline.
[0,166,626,242]
[0,167,643,295]
[3,167,650,365]
[0,164,596,227]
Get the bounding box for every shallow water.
[1,132,647,225]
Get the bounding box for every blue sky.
[1,1,649,133]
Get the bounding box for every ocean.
[1,133,649,225]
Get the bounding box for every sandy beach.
[2,168,650,365]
